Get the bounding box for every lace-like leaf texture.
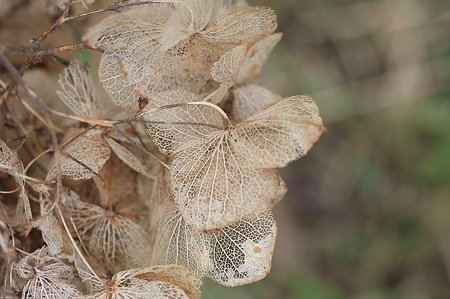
[0,139,32,223]
[64,188,151,273]
[50,128,111,181]
[83,3,276,112]
[76,264,198,299]
[207,32,282,103]
[56,59,102,119]
[145,92,323,230]
[16,246,82,299]
[153,203,277,287]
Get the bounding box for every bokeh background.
[204,0,450,298]
[1,0,449,298]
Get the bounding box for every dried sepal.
[64,188,151,272]
[207,211,277,286]
[0,139,32,223]
[105,138,157,180]
[39,215,64,257]
[79,265,196,299]
[153,205,278,287]
[231,95,324,168]
[56,59,102,119]
[231,84,281,122]
[147,100,315,230]
[15,247,82,298]
[201,6,277,44]
[53,128,111,181]
[236,32,282,82]
[151,204,209,281]
[207,33,282,103]
[160,0,215,50]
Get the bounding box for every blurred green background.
[203,0,450,298]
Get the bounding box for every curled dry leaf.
[146,94,323,230]
[15,247,82,299]
[64,188,151,272]
[0,139,32,223]
[51,128,111,181]
[56,59,102,119]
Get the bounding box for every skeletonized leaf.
[207,33,281,103]
[231,95,324,168]
[16,247,82,298]
[153,205,277,287]
[231,84,281,122]
[56,59,101,118]
[85,6,209,112]
[106,138,157,179]
[143,90,225,155]
[207,211,277,286]
[201,6,277,44]
[160,0,215,50]
[152,203,209,281]
[145,102,287,230]
[39,215,64,257]
[237,32,282,82]
[64,188,151,272]
[0,139,32,223]
[79,266,196,299]
[55,128,111,180]
[210,44,247,84]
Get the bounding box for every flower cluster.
[0,0,323,298]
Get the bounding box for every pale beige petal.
[231,84,281,122]
[0,139,32,222]
[144,91,227,155]
[207,211,276,286]
[56,128,111,180]
[152,204,209,280]
[237,32,282,83]
[232,95,324,168]
[201,6,277,44]
[171,134,286,230]
[64,189,151,272]
[106,138,157,179]
[56,59,101,118]
[16,247,82,298]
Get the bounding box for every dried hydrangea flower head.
[0,0,324,298]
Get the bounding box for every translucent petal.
[231,84,281,122]
[106,138,157,179]
[207,211,277,286]
[0,139,32,222]
[152,204,209,281]
[55,128,111,180]
[201,6,277,44]
[232,95,324,168]
[171,137,286,230]
[81,266,196,299]
[64,189,151,272]
[16,247,82,299]
[237,32,282,83]
[56,59,101,118]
